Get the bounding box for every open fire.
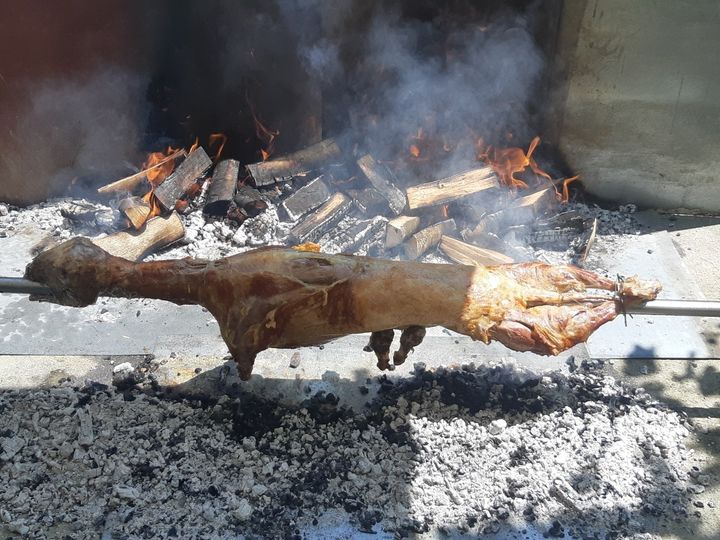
[91,126,592,270]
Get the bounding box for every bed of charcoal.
[0,358,708,539]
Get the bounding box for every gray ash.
[0,361,700,539]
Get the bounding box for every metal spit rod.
[2,276,720,317]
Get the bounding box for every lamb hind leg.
[393,326,426,366]
[365,330,395,371]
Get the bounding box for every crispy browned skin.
[25,238,661,379]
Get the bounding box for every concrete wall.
[555,0,720,211]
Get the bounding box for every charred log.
[356,154,406,215]
[288,192,353,243]
[204,159,240,217]
[154,147,213,211]
[280,176,331,221]
[97,149,186,195]
[246,139,341,187]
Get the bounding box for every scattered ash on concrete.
[0,196,645,269]
[0,359,705,539]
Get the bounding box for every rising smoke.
[3,68,147,202]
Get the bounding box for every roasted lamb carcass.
[25,238,661,379]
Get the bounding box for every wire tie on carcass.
[615,274,629,326]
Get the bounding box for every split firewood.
[97,149,186,195]
[246,139,341,187]
[406,166,498,210]
[154,147,213,211]
[356,155,406,215]
[92,212,185,261]
[288,192,353,243]
[233,185,268,217]
[404,219,456,259]
[25,238,662,379]
[204,159,240,216]
[334,217,386,254]
[439,236,514,266]
[118,196,152,230]
[280,176,331,221]
[385,215,421,249]
[469,188,555,240]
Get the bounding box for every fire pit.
[1,1,719,538]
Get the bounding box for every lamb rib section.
[25,238,661,379]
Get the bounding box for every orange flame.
[209,133,227,162]
[481,136,552,189]
[556,175,580,203]
[252,110,279,162]
[409,145,421,158]
[143,146,181,187]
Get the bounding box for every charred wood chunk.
[154,147,212,211]
[246,139,341,187]
[356,155,406,215]
[404,219,456,260]
[97,149,186,195]
[280,176,331,221]
[234,185,268,218]
[334,216,387,254]
[288,192,353,244]
[439,236,513,266]
[385,215,421,249]
[204,159,240,216]
[119,196,152,230]
[348,187,387,216]
[406,166,498,210]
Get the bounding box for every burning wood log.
[385,215,421,249]
[439,236,514,266]
[25,238,662,379]
[404,218,456,260]
[356,154,406,215]
[92,212,184,261]
[469,188,555,239]
[96,149,186,195]
[246,139,341,187]
[204,159,240,216]
[406,166,498,210]
[280,176,331,221]
[118,196,152,230]
[288,192,353,243]
[154,147,213,211]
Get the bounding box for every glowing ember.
[409,145,421,158]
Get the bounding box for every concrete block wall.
[554,0,720,211]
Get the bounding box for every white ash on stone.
[0,360,702,539]
[0,198,117,244]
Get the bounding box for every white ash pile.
[0,360,704,539]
